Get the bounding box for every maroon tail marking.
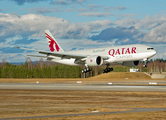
[45,33,60,52]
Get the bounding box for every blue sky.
[0,0,166,62]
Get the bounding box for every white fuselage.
[49,44,156,66]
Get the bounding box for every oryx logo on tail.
[45,33,60,52]
[45,30,64,53]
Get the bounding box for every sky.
[0,0,166,62]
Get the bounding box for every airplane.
[16,30,156,73]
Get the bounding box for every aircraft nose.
[153,50,157,55]
[151,50,156,57]
[147,50,156,58]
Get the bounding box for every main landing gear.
[103,67,113,73]
[82,64,113,74]
[103,64,113,73]
[82,67,92,73]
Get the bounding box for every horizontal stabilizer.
[27,55,48,58]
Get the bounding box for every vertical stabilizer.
[45,30,64,52]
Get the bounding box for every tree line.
[0,58,165,78]
[0,58,82,78]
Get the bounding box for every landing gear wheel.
[108,68,113,72]
[109,67,113,71]
[143,65,147,67]
[82,67,92,73]
[103,67,113,73]
[89,67,92,71]
[103,69,108,73]
[82,69,84,73]
[84,68,87,73]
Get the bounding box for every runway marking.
[0,84,166,92]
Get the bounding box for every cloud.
[87,5,100,8]
[119,14,138,17]
[0,53,20,62]
[11,0,46,5]
[0,9,2,12]
[78,6,100,12]
[134,15,166,43]
[61,19,112,39]
[89,14,166,45]
[51,0,86,5]
[78,4,101,12]
[115,15,166,30]
[63,39,116,50]
[115,18,139,27]
[51,0,68,5]
[134,15,166,29]
[29,7,58,14]
[113,15,166,43]
[0,13,112,46]
[0,52,38,62]
[138,23,166,43]
[1,0,86,6]
[68,0,86,5]
[14,38,38,45]
[79,12,114,17]
[78,8,90,12]
[116,6,127,11]
[104,6,127,11]
[69,39,115,46]
[2,13,166,48]
[89,26,139,42]
[1,13,166,45]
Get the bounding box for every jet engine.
[86,55,103,66]
[123,61,140,67]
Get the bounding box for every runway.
[0,83,166,119]
[0,83,166,92]
[0,108,166,120]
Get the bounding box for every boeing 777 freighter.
[17,30,156,73]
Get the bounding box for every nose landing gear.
[82,64,92,73]
[143,58,148,67]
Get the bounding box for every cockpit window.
[147,48,154,50]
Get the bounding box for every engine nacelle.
[123,61,140,67]
[86,55,103,66]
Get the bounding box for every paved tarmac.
[0,108,166,120]
[0,83,166,92]
[0,83,166,119]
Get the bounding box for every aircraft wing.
[27,55,48,58]
[39,51,88,59]
[16,47,109,60]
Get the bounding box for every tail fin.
[45,30,64,52]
